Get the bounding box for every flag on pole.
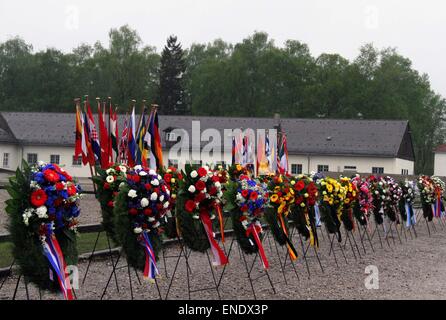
[127,106,137,167]
[278,132,289,174]
[110,106,119,163]
[86,100,101,165]
[119,114,129,164]
[98,102,110,169]
[74,104,83,162]
[136,107,147,166]
[256,130,270,176]
[81,105,94,166]
[267,130,278,173]
[147,107,163,170]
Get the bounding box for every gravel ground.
[1,212,446,300]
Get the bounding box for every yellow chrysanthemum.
[270,194,279,203]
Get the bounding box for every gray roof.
[0,112,412,158]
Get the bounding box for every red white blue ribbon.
[434,194,442,218]
[405,202,415,227]
[246,223,269,269]
[200,212,228,266]
[140,231,159,280]
[314,203,321,227]
[42,223,74,300]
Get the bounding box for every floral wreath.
[176,165,228,266]
[338,176,358,232]
[351,175,373,227]
[5,161,81,299]
[288,174,319,247]
[113,165,170,280]
[399,179,416,227]
[315,176,343,241]
[92,163,128,243]
[264,175,298,261]
[159,166,183,238]
[224,174,269,268]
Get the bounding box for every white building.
[0,112,415,179]
[434,144,446,176]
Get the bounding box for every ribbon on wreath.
[433,192,442,218]
[140,231,159,281]
[314,203,321,227]
[405,201,415,227]
[246,223,269,269]
[278,212,298,261]
[200,212,228,266]
[42,223,74,300]
[215,203,225,243]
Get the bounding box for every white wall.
[434,153,446,176]
[287,154,414,175]
[0,143,20,171]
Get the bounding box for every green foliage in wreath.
[5,161,78,292]
[113,183,162,271]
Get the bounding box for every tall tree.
[158,35,186,115]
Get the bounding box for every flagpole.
[107,96,112,166]
[82,95,97,193]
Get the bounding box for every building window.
[317,164,329,172]
[72,155,82,166]
[401,169,409,175]
[168,159,179,169]
[372,167,384,174]
[291,164,302,175]
[27,153,38,165]
[344,165,357,172]
[3,153,9,168]
[50,154,60,164]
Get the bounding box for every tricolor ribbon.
[246,223,269,269]
[434,193,442,218]
[140,231,159,281]
[278,212,298,261]
[200,212,228,266]
[405,202,415,227]
[42,223,74,300]
[215,204,225,243]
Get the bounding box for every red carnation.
[143,208,153,216]
[43,169,60,183]
[30,189,48,207]
[241,189,249,198]
[295,180,305,191]
[212,175,220,183]
[164,173,172,183]
[55,182,64,191]
[209,186,217,196]
[132,175,141,183]
[241,204,248,212]
[296,196,304,204]
[249,191,258,200]
[129,208,138,216]
[177,173,183,180]
[104,183,110,190]
[195,180,206,191]
[185,200,196,213]
[107,200,114,208]
[195,192,206,202]
[145,183,152,191]
[67,185,77,196]
[197,167,207,177]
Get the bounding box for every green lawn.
[0,232,112,269]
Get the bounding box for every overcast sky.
[1,0,445,96]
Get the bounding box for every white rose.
[128,189,138,198]
[139,170,148,176]
[148,217,155,222]
[140,198,149,207]
[38,160,46,166]
[188,185,196,193]
[163,201,169,208]
[159,195,164,202]
[157,174,162,180]
[106,175,115,183]
[119,165,127,173]
[214,181,221,188]
[149,169,156,175]
[134,165,142,171]
[153,221,160,228]
[150,192,158,201]
[190,170,198,178]
[217,191,223,198]
[151,179,160,186]
[36,206,48,219]
[133,227,142,234]
[106,168,114,175]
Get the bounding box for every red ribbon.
[200,212,228,266]
[215,204,225,243]
[246,224,269,269]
